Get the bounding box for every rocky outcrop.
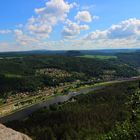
[0,124,32,140]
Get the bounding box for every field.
[78,55,117,60]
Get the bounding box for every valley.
[0,50,140,139]
[1,1,140,139]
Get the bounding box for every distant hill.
[117,52,140,67]
[65,50,81,56]
[0,49,140,57]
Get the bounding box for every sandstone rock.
[0,124,32,140]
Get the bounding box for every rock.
[0,124,32,140]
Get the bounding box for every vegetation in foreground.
[6,80,140,140]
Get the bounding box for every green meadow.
[79,55,117,60]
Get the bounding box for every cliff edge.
[0,124,32,140]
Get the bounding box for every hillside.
[117,52,140,68]
[0,55,138,99]
[6,79,140,140]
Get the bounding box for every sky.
[0,0,140,52]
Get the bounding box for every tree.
[40,128,56,140]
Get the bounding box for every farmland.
[78,55,117,60]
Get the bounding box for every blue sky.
[0,0,140,51]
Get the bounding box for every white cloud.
[34,0,75,22]
[8,18,140,50]
[86,30,108,40]
[93,16,99,20]
[52,18,140,50]
[75,11,92,23]
[35,0,76,15]
[34,37,140,50]
[1,0,140,52]
[62,20,89,38]
[108,18,140,39]
[14,29,23,36]
[27,24,52,38]
[81,4,96,10]
[14,29,41,47]
[25,0,77,39]
[0,41,45,52]
[0,30,11,34]
[0,42,19,52]
[86,18,140,40]
[11,0,78,48]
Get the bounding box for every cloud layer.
[86,18,140,40]
[11,0,93,49]
[0,0,140,51]
[62,20,89,38]
[27,0,76,39]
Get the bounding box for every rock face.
[0,124,32,140]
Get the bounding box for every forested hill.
[0,55,138,98]
[117,52,140,68]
